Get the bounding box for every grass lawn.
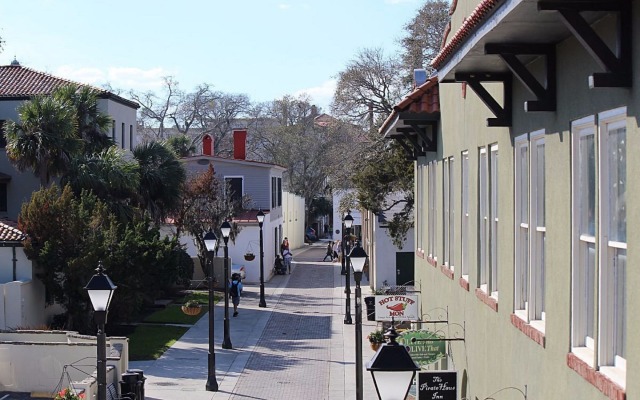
[128,325,189,360]
[127,291,222,360]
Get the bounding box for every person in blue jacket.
[229,273,243,316]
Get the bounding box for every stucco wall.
[416,4,639,400]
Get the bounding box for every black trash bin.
[364,296,376,321]
[127,369,146,400]
[120,372,139,400]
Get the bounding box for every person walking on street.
[280,237,289,256]
[283,248,293,274]
[229,273,243,317]
[323,242,333,261]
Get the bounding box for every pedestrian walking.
[229,273,243,317]
[283,248,293,274]
[333,240,341,262]
[280,237,289,256]
[323,241,333,261]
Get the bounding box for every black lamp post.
[203,229,219,391]
[221,220,233,349]
[366,325,420,400]
[350,244,367,400]
[85,261,117,400]
[257,210,267,308]
[343,212,354,325]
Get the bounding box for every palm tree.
[62,147,140,221]
[133,141,186,224]
[166,134,196,157]
[54,84,114,153]
[5,95,82,186]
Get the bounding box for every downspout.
[12,245,17,281]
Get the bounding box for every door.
[396,252,415,286]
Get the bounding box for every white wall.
[0,246,31,282]
[332,189,362,240]
[373,221,415,288]
[0,280,46,330]
[282,191,305,250]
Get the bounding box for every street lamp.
[203,229,219,391]
[349,243,367,400]
[220,220,233,349]
[366,325,420,400]
[85,261,117,400]
[257,210,267,308]
[343,212,354,325]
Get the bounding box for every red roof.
[431,0,503,69]
[0,63,138,108]
[0,218,26,242]
[379,77,440,135]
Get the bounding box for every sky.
[0,0,425,112]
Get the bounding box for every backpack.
[230,281,240,297]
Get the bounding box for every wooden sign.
[417,371,457,400]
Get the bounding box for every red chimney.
[203,134,213,156]
[233,129,247,160]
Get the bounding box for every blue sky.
[0,0,424,112]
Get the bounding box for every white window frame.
[417,164,424,254]
[443,157,455,269]
[514,131,546,331]
[514,135,529,316]
[571,115,596,361]
[598,107,627,385]
[461,151,469,280]
[489,144,499,298]
[428,161,437,261]
[479,148,488,289]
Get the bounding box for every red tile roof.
[431,0,503,69]
[379,77,440,135]
[0,218,26,242]
[0,63,138,108]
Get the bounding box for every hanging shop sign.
[374,294,419,321]
[417,370,457,400]
[398,330,446,366]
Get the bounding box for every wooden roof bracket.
[485,43,556,112]
[393,136,418,160]
[411,121,438,153]
[538,0,632,88]
[454,72,513,127]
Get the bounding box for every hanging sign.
[398,330,446,366]
[417,371,457,400]
[374,294,419,321]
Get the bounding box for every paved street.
[130,242,380,400]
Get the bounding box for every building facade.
[383,1,637,399]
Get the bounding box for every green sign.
[399,330,446,366]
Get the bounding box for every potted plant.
[181,299,202,316]
[55,388,85,400]
[244,251,255,261]
[367,329,385,351]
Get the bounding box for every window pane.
[614,249,626,358]
[519,145,528,223]
[586,243,595,341]
[608,125,626,242]
[579,133,596,236]
[536,142,545,227]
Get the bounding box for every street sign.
[417,371,457,400]
[398,330,446,366]
[374,294,419,321]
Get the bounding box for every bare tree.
[331,48,406,128]
[399,0,450,83]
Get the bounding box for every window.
[112,120,116,141]
[489,145,499,296]
[479,148,488,288]
[277,177,282,206]
[121,123,125,149]
[461,151,469,279]
[514,131,545,328]
[428,161,437,261]
[129,125,133,149]
[571,107,627,385]
[225,177,243,205]
[271,176,278,208]
[443,157,454,269]
[417,165,424,253]
[0,183,6,212]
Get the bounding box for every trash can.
[127,369,146,400]
[364,296,376,321]
[120,372,140,400]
